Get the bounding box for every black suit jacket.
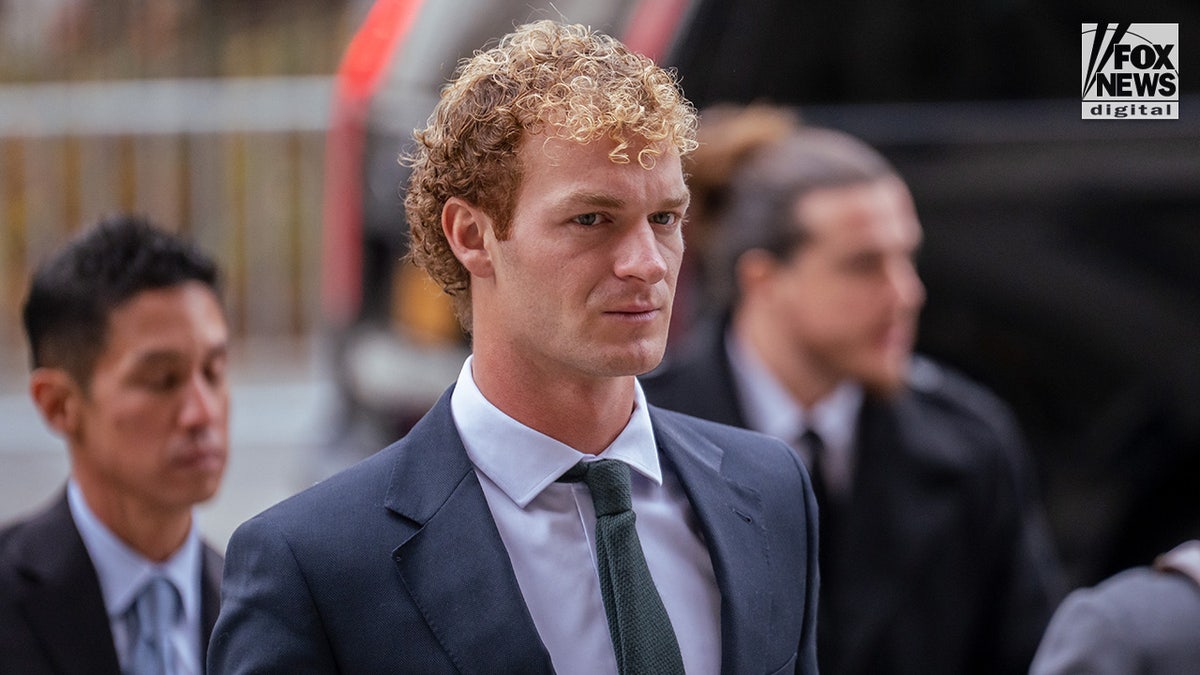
[641,320,1065,675]
[0,492,223,675]
[210,386,819,674]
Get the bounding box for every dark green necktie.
[559,459,686,674]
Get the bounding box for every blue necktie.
[560,459,686,675]
[125,576,180,675]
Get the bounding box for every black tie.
[559,459,686,675]
[800,429,836,572]
[801,428,842,674]
[799,429,829,519]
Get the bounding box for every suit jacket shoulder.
[901,356,1027,459]
[2,487,225,672]
[1,493,224,675]
[1030,559,1200,674]
[1,494,124,675]
[213,389,821,674]
[211,388,554,674]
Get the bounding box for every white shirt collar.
[450,356,663,509]
[726,328,804,442]
[67,480,202,622]
[725,328,864,493]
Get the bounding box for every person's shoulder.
[650,404,803,481]
[651,404,779,446]
[902,355,1022,434]
[0,495,67,563]
[1032,543,1200,673]
[243,440,401,530]
[1056,562,1200,639]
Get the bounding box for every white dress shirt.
[725,330,863,498]
[450,356,721,674]
[68,480,204,675]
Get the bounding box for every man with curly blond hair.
[211,21,818,674]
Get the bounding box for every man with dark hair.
[210,21,818,674]
[643,114,1065,675]
[1,214,229,674]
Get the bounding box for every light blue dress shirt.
[67,480,203,675]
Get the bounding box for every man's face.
[481,134,689,382]
[763,177,925,395]
[70,282,230,515]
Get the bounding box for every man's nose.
[613,222,669,284]
[179,372,224,428]
[889,258,926,311]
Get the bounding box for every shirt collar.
[725,327,864,450]
[67,480,202,622]
[450,356,663,508]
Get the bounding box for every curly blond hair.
[403,20,698,329]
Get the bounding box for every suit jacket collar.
[650,407,774,675]
[383,387,776,674]
[11,493,122,675]
[10,492,225,675]
[383,387,555,674]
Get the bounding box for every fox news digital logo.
[1082,23,1179,119]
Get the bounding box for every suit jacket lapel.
[651,409,771,675]
[383,391,554,673]
[14,494,123,675]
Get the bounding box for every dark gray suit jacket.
[209,386,819,674]
[641,319,1065,675]
[1030,540,1200,674]
[0,492,223,675]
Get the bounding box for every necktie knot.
[799,428,824,456]
[561,459,632,516]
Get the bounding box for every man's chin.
[858,361,911,399]
[599,342,667,379]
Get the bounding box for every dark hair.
[710,124,898,305]
[22,214,221,388]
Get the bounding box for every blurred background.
[0,0,367,548]
[2,0,1198,591]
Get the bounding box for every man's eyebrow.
[130,342,228,368]
[566,192,626,209]
[660,193,691,210]
[562,191,691,210]
[129,350,187,370]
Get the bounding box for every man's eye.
[141,372,183,392]
[650,212,678,226]
[573,213,600,226]
[205,359,227,387]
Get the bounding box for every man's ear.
[29,368,83,439]
[734,248,780,298]
[442,197,495,278]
